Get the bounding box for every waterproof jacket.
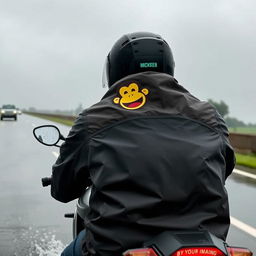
[51,72,235,256]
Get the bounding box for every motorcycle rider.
[51,32,235,256]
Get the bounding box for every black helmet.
[102,32,175,88]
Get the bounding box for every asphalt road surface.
[0,114,255,255]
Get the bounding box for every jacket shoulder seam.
[88,114,221,139]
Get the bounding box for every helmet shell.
[103,32,175,88]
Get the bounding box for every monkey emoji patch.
[113,83,149,110]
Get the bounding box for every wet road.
[0,114,74,255]
[226,174,256,253]
[0,114,255,255]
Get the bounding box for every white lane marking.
[233,168,256,180]
[52,151,59,158]
[230,216,256,238]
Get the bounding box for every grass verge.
[229,127,256,134]
[26,113,74,126]
[235,153,256,170]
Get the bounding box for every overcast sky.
[0,0,255,122]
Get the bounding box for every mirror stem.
[59,134,66,141]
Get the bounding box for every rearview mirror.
[33,125,61,146]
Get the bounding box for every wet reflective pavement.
[0,114,255,255]
[0,115,73,255]
[226,174,256,253]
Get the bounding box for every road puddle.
[0,226,66,256]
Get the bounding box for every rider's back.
[83,71,233,256]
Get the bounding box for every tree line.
[207,99,256,128]
[27,103,84,116]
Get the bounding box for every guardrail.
[24,111,256,154]
[229,133,256,154]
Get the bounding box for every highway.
[0,114,74,255]
[0,114,255,255]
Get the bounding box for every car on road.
[0,104,18,120]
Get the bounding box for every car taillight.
[171,247,225,256]
[123,248,159,256]
[227,247,253,256]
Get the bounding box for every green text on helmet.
[140,62,158,68]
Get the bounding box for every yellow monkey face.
[113,83,149,110]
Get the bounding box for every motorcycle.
[33,124,253,256]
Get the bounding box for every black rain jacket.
[51,72,235,256]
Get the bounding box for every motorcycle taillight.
[171,247,225,256]
[227,247,253,256]
[123,248,158,256]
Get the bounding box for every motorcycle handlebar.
[41,177,52,187]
